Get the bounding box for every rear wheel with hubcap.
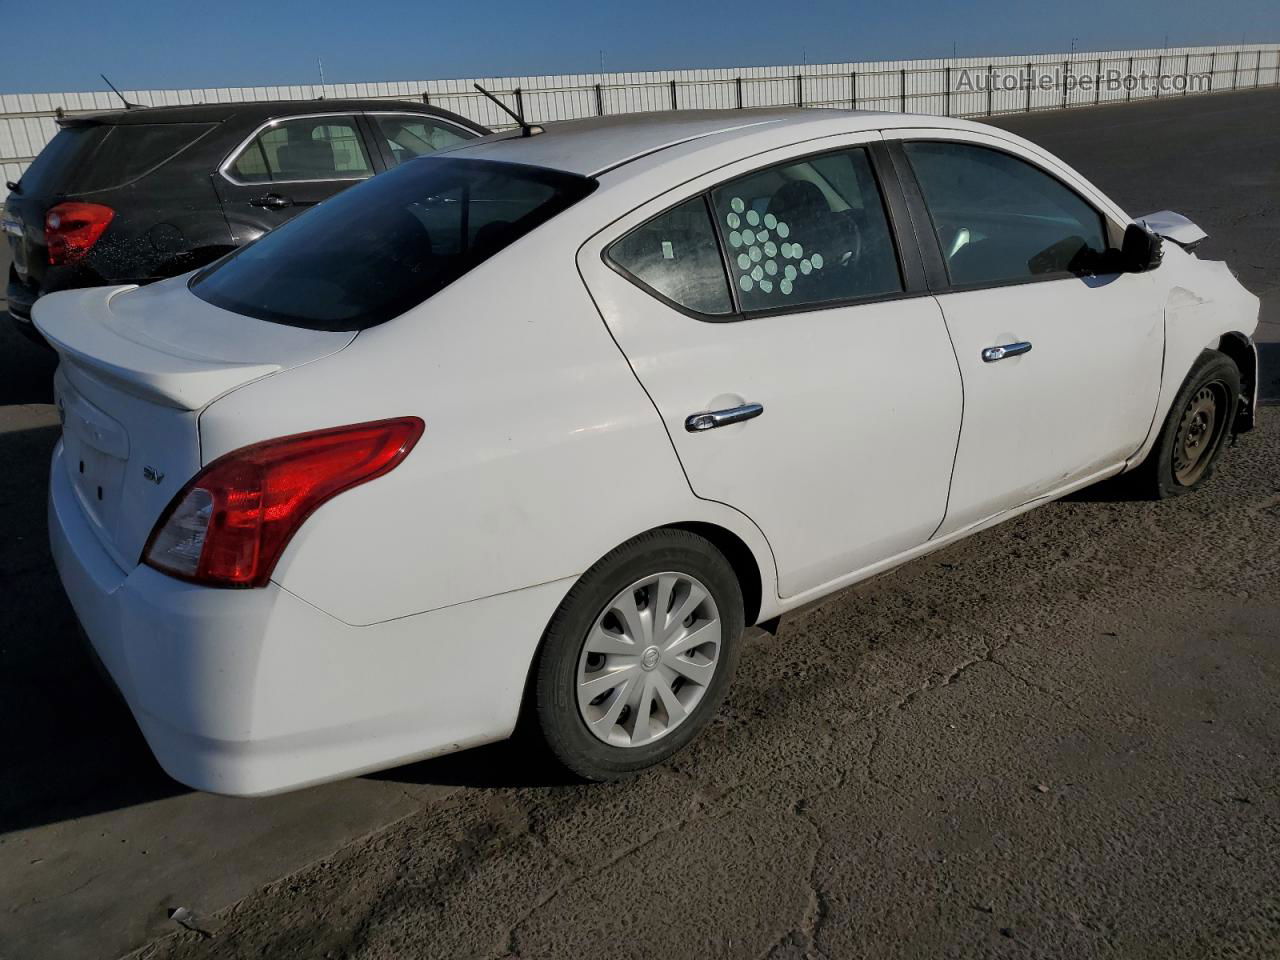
[533,529,744,780]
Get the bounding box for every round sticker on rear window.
[746,209,760,227]
[727,212,741,230]
[729,231,743,248]
[764,213,777,229]
[776,221,790,239]
[731,197,745,214]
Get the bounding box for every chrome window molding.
[218,112,376,188]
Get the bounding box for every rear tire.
[1135,350,1240,499]
[532,529,744,781]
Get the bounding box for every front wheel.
[1136,350,1241,498]
[532,529,744,781]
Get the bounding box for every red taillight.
[46,201,115,266]
[143,418,424,588]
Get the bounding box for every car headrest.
[768,180,827,224]
[275,140,336,179]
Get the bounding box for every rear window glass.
[14,127,104,196]
[18,123,214,194]
[190,157,596,331]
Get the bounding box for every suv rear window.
[191,157,596,331]
[18,123,214,195]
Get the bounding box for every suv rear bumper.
[7,273,42,342]
[48,441,571,796]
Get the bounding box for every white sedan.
[38,108,1259,795]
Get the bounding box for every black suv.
[2,99,487,337]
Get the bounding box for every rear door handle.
[981,341,1032,363]
[685,402,764,432]
[250,193,293,210]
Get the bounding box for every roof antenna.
[472,83,542,137]
[100,74,140,109]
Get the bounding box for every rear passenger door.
[214,113,381,244]
[579,138,964,600]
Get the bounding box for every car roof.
[62,98,480,128]
[443,108,996,178]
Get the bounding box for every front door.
[580,141,963,599]
[213,112,380,244]
[888,133,1164,534]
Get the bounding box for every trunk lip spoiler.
[33,285,282,411]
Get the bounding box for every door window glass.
[229,115,373,183]
[708,147,902,312]
[903,141,1108,286]
[374,115,474,166]
[608,197,733,315]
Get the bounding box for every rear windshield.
[190,157,597,331]
[18,123,214,195]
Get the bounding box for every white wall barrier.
[2,43,1277,201]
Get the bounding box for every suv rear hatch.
[35,276,355,570]
[4,118,215,293]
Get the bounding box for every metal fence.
[2,43,1278,201]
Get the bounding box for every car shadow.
[1257,340,1280,405]
[368,737,582,790]
[0,328,188,835]
[0,322,56,405]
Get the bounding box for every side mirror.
[1120,223,1163,272]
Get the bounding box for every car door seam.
[572,255,784,595]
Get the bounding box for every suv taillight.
[46,201,115,266]
[143,418,424,588]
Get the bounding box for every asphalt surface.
[0,87,1277,960]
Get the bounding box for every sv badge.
[142,465,165,485]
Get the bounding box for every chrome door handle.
[981,341,1032,363]
[685,402,764,432]
[250,193,293,210]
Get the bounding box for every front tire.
[533,529,744,781]
[1137,350,1240,499]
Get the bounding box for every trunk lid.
[35,277,356,569]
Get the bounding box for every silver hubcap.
[576,572,722,748]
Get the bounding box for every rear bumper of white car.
[48,441,571,796]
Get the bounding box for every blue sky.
[1,0,1276,93]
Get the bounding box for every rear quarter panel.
[198,210,778,626]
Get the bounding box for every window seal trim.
[866,141,927,294]
[217,111,378,187]
[603,141,914,325]
[935,269,1126,296]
